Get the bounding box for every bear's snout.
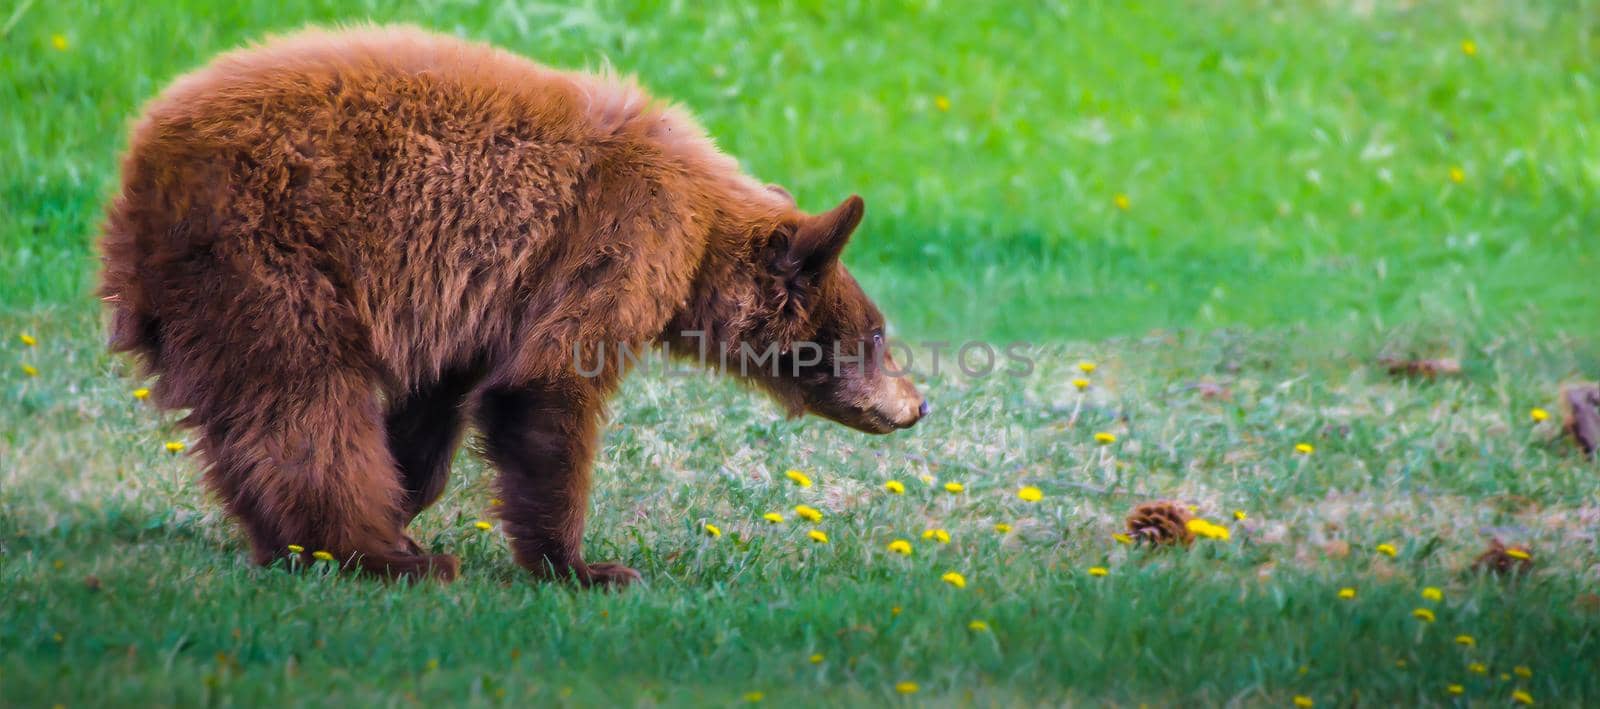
[878,374,927,431]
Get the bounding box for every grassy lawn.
[5,311,1597,705]
[3,0,1598,706]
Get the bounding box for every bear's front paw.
[584,562,641,588]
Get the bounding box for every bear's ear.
[785,195,864,276]
[762,196,865,348]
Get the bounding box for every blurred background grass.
[2,0,1595,341]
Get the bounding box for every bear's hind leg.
[387,366,481,523]
[201,369,459,581]
[477,380,639,587]
[385,365,481,549]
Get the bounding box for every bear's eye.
[871,329,884,346]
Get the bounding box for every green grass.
[4,0,1599,705]
[5,310,1598,705]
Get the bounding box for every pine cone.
[1125,501,1195,547]
[1561,383,1599,457]
[1473,538,1534,576]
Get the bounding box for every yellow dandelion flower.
[425,658,439,671]
[312,550,334,562]
[967,620,989,632]
[132,387,151,400]
[919,474,936,485]
[1505,548,1531,560]
[1294,442,1314,455]
[887,539,912,555]
[884,480,905,494]
[490,498,504,506]
[1500,673,1511,682]
[1514,666,1532,679]
[474,520,493,531]
[1094,432,1117,445]
[286,544,304,554]
[703,523,722,538]
[943,481,964,493]
[1112,532,1133,545]
[21,364,39,377]
[762,512,784,524]
[784,469,813,488]
[1337,587,1356,600]
[1113,193,1130,211]
[933,95,950,112]
[19,334,37,346]
[1512,689,1534,705]
[1395,659,1408,669]
[1530,407,1549,422]
[1088,566,1109,577]
[1460,39,1477,56]
[808,653,824,664]
[1293,695,1313,707]
[922,528,950,544]
[743,691,765,703]
[1412,608,1435,622]
[794,504,823,522]
[993,522,1012,533]
[1376,543,1398,557]
[940,571,966,588]
[1071,377,1090,391]
[891,606,901,616]
[1455,634,1474,647]
[1186,519,1231,541]
[164,441,185,453]
[895,681,919,695]
[1017,486,1043,502]
[807,529,829,544]
[1078,361,1097,373]
[1233,510,1247,520]
[1449,166,1465,184]
[1422,587,1443,602]
[1468,662,1487,675]
[1446,684,1464,696]
[51,34,69,51]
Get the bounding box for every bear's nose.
[918,400,931,418]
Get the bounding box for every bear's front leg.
[478,381,640,587]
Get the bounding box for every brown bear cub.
[99,26,926,585]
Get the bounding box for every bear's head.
[681,193,927,435]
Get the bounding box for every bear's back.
[105,26,733,390]
[134,25,657,165]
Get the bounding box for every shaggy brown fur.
[100,26,925,585]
